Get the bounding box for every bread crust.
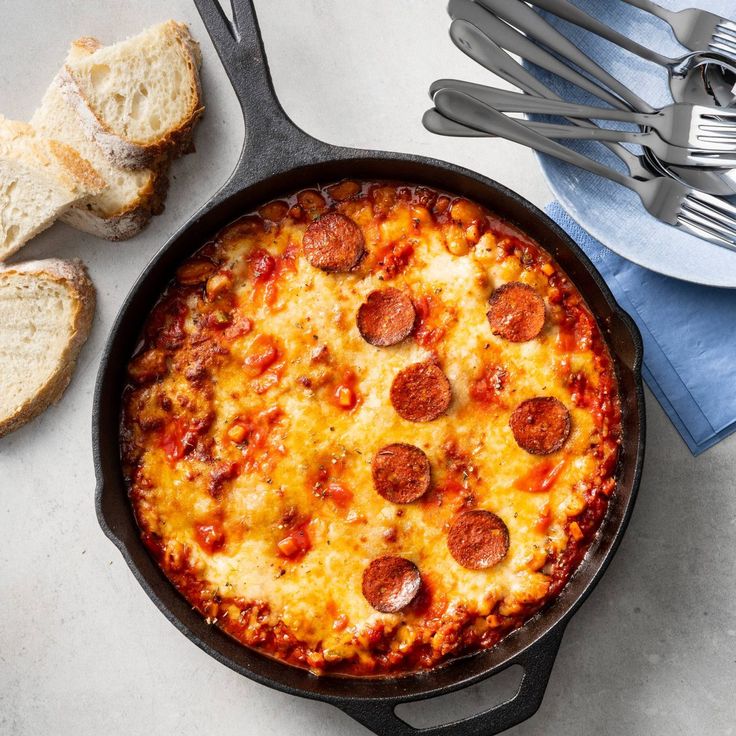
[0,259,96,438]
[61,161,170,240]
[57,21,204,170]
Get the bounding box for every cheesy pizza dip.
[121,181,621,676]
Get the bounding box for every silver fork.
[477,0,736,105]
[426,80,736,151]
[448,17,736,191]
[621,0,736,57]
[517,122,736,167]
[433,88,736,252]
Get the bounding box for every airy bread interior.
[0,117,104,259]
[0,261,94,436]
[61,21,202,149]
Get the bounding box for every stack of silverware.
[425,0,736,251]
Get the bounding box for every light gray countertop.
[1,2,734,735]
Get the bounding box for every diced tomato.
[569,521,584,542]
[334,385,356,409]
[535,506,552,533]
[333,614,349,631]
[224,314,253,340]
[514,458,568,493]
[252,369,282,395]
[421,478,467,508]
[413,294,452,347]
[277,536,300,557]
[244,335,280,376]
[374,241,414,278]
[227,423,248,443]
[208,461,241,498]
[469,365,507,404]
[195,520,226,554]
[328,369,361,411]
[322,482,354,509]
[556,304,596,353]
[159,419,185,461]
[309,455,354,511]
[282,242,299,268]
[246,247,297,310]
[277,520,311,560]
[248,248,276,281]
[230,407,284,473]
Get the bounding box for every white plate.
[525,0,736,288]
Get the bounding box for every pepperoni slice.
[362,556,422,613]
[372,443,431,503]
[357,288,416,346]
[487,282,545,342]
[510,397,571,455]
[302,212,365,272]
[447,510,510,570]
[390,362,452,422]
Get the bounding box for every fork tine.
[699,109,736,121]
[694,139,736,151]
[696,128,736,139]
[715,22,736,37]
[681,206,736,243]
[695,127,736,138]
[690,189,736,218]
[684,195,736,235]
[697,123,736,133]
[677,214,736,252]
[679,209,736,244]
[695,134,736,148]
[712,31,736,49]
[708,40,736,57]
[680,202,736,238]
[689,152,736,166]
[716,19,736,35]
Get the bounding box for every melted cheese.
[124,183,620,674]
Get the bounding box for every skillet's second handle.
[338,624,566,736]
[194,0,332,193]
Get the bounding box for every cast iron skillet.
[92,1,646,734]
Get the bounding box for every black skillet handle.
[193,0,338,196]
[338,623,566,736]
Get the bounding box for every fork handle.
[523,0,674,67]
[422,106,648,144]
[520,120,651,145]
[470,0,657,113]
[430,81,652,125]
[619,0,678,25]
[434,89,633,189]
[448,0,633,111]
[421,108,489,137]
[447,21,653,180]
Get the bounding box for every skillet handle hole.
[393,664,523,730]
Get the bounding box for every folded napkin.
[547,202,736,454]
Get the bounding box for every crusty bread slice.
[32,38,170,240]
[58,21,203,169]
[0,117,105,260]
[0,259,96,438]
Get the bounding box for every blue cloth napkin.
[546,202,736,454]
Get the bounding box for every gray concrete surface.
[1,2,734,734]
